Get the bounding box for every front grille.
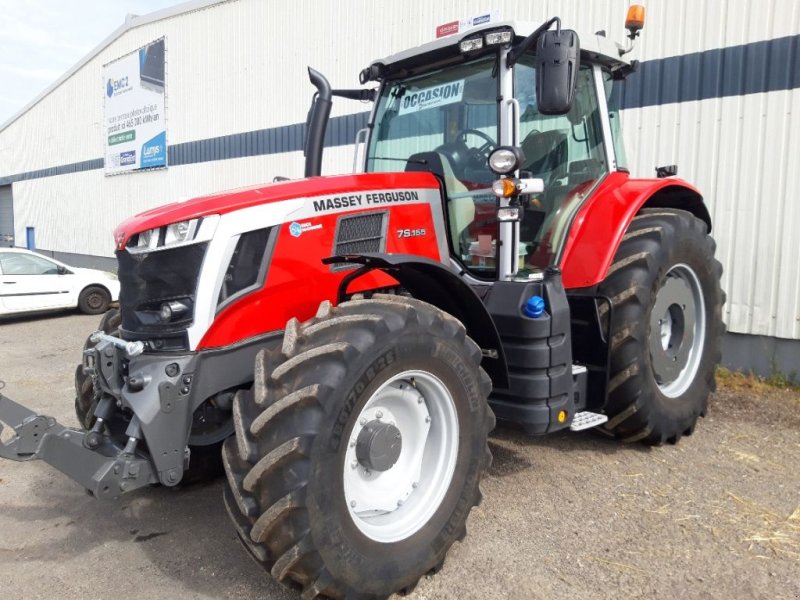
[334,212,387,256]
[116,243,207,339]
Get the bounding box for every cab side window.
[514,61,608,269]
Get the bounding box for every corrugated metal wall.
[618,1,800,341]
[0,0,798,339]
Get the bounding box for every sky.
[0,0,185,125]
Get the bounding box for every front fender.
[559,172,711,289]
[322,253,509,389]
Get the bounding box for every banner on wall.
[103,38,166,174]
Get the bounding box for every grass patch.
[716,367,800,393]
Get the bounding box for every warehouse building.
[0,0,798,377]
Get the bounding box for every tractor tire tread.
[599,208,724,446]
[223,297,494,599]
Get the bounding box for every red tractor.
[1,11,723,599]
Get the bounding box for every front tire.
[74,308,121,428]
[599,208,724,445]
[223,296,494,599]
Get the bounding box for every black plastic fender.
[322,253,509,389]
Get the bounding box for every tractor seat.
[520,129,568,186]
[406,152,475,253]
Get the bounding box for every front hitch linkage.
[0,392,156,499]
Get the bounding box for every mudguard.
[559,172,711,289]
[322,253,509,389]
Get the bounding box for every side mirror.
[57,265,68,275]
[535,29,580,115]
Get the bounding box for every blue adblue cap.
[523,295,546,318]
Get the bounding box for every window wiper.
[369,156,428,165]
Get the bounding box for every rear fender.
[559,173,711,289]
[322,253,509,389]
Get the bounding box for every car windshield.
[367,57,501,278]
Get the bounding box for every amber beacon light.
[625,5,646,39]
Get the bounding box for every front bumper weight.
[0,393,156,499]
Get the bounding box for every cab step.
[570,411,608,432]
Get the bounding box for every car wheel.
[78,286,111,315]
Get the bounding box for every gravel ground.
[0,311,798,600]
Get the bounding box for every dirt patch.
[0,314,798,599]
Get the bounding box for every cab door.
[0,252,72,312]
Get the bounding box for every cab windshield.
[367,57,500,278]
[366,54,610,277]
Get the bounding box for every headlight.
[129,215,219,254]
[136,227,158,249]
[484,30,513,45]
[488,146,525,175]
[459,36,483,52]
[164,220,199,245]
[159,300,190,322]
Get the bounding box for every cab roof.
[369,20,629,79]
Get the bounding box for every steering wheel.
[434,129,498,183]
[457,128,496,160]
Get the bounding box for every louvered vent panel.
[334,212,386,256]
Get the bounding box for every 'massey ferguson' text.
[312,190,420,212]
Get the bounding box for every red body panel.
[558,172,703,289]
[114,171,442,249]
[114,164,705,349]
[194,176,445,349]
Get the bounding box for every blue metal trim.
[617,34,800,109]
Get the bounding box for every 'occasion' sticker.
[398,80,464,116]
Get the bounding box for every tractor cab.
[357,21,632,281]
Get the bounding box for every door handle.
[2,281,16,284]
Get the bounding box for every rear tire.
[223,296,494,599]
[74,307,229,482]
[598,208,724,445]
[78,285,111,315]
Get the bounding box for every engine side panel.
[558,172,709,289]
[196,179,448,348]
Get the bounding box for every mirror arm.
[507,16,560,67]
[619,37,637,56]
[332,89,376,102]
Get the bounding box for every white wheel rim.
[649,263,707,398]
[343,369,459,543]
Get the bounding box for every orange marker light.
[625,5,646,34]
[491,178,518,198]
[558,410,568,424]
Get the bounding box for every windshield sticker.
[398,80,464,116]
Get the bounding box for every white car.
[0,248,120,317]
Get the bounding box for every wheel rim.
[343,369,459,543]
[87,292,104,310]
[649,263,706,398]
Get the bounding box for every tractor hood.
[113,171,440,250]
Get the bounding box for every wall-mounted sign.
[103,38,166,174]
